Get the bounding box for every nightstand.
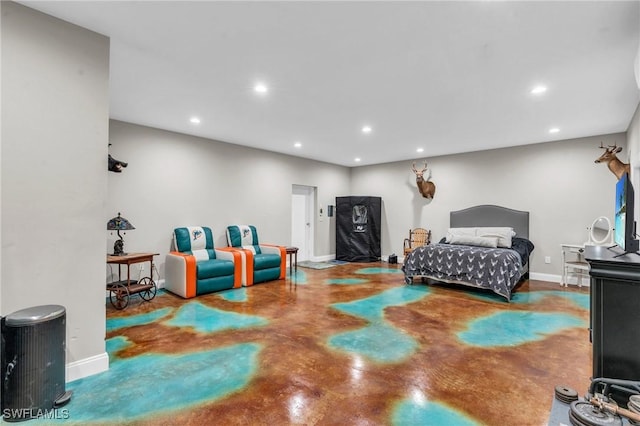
[560,244,589,287]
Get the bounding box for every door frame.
[291,185,315,261]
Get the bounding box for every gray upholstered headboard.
[450,205,529,239]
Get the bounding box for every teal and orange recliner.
[165,226,242,298]
[226,225,285,286]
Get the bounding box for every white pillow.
[475,227,515,248]
[445,227,477,243]
[449,235,499,248]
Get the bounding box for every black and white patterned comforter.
[403,243,529,300]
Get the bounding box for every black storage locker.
[335,196,381,262]
[2,305,70,422]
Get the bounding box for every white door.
[291,185,314,261]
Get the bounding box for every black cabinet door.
[586,245,640,381]
[592,277,640,380]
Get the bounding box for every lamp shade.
[107,213,135,231]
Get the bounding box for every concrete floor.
[66,263,590,425]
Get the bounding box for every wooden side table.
[285,247,299,275]
[107,252,159,309]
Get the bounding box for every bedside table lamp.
[107,212,135,256]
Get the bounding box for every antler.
[600,142,621,152]
[412,161,427,174]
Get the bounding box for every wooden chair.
[403,228,431,256]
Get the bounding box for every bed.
[402,205,534,301]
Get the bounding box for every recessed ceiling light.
[530,85,547,95]
[549,127,560,134]
[416,148,424,153]
[190,117,201,124]
[361,126,372,134]
[254,83,268,94]
[354,157,361,162]
[294,142,302,148]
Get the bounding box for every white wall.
[1,2,109,378]
[107,120,351,280]
[350,133,624,279]
[109,120,623,283]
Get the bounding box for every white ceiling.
[20,1,640,167]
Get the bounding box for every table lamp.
[107,212,135,256]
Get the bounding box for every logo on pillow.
[192,229,203,241]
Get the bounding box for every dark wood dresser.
[585,245,640,381]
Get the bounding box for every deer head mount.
[595,142,630,180]
[412,161,436,199]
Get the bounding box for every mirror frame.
[589,216,612,245]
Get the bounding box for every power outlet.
[544,256,551,264]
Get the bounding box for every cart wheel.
[109,283,129,310]
[138,276,157,301]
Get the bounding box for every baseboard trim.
[311,254,335,262]
[529,272,561,283]
[66,352,109,382]
[529,272,589,287]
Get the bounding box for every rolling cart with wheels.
[106,253,159,309]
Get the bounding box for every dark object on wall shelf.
[108,154,128,173]
[1,305,72,421]
[585,245,640,386]
[335,196,381,262]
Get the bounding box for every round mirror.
[590,216,612,245]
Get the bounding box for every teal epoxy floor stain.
[106,307,173,332]
[512,290,590,309]
[324,278,368,285]
[164,301,268,333]
[332,286,430,322]
[59,343,261,423]
[105,336,132,358]
[328,323,418,362]
[328,286,430,362]
[355,267,403,275]
[288,269,308,284]
[471,290,590,309]
[458,311,586,347]
[218,287,248,302]
[392,398,480,426]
